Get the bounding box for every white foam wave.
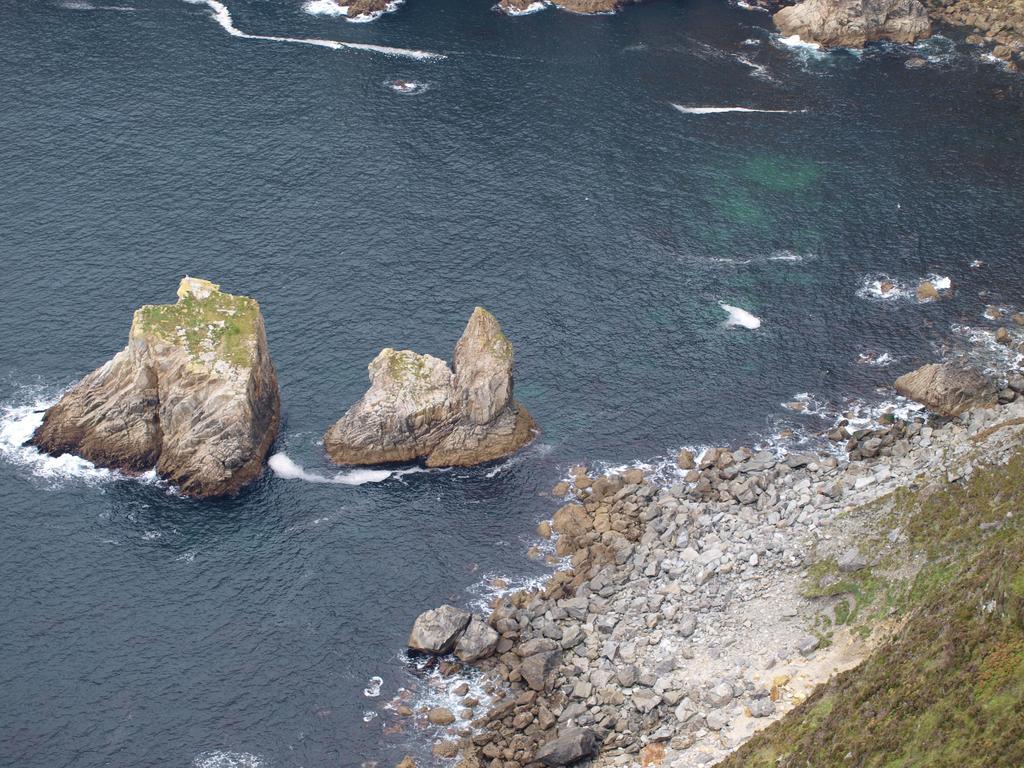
[62,1,137,8]
[672,103,803,115]
[857,351,895,367]
[192,751,264,768]
[303,0,404,22]
[268,452,392,485]
[777,34,821,50]
[856,274,909,301]
[719,302,762,329]
[0,394,160,487]
[735,0,768,10]
[184,0,445,60]
[363,675,383,697]
[768,250,804,262]
[495,0,549,15]
[384,78,429,95]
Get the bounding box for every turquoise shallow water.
[1,0,1023,766]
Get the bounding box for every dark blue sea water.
[2,0,1023,766]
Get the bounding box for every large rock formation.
[30,278,280,497]
[894,362,997,417]
[323,307,536,468]
[773,0,932,47]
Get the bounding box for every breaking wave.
[0,391,159,488]
[303,0,404,22]
[192,751,264,768]
[183,0,446,60]
[672,103,804,115]
[268,452,393,485]
[719,302,762,329]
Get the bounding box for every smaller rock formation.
[773,0,931,48]
[324,308,536,468]
[894,362,997,417]
[30,278,280,497]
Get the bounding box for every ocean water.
[1,0,1023,766]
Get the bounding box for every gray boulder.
[520,649,561,692]
[533,727,600,767]
[453,615,499,662]
[408,605,471,654]
[894,362,997,417]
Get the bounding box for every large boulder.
[533,727,600,766]
[30,277,279,498]
[408,605,472,654]
[324,308,536,468]
[894,362,997,417]
[453,616,499,662]
[520,649,561,692]
[773,0,931,48]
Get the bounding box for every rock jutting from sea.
[323,307,536,468]
[392,341,1024,767]
[30,277,280,498]
[772,0,932,47]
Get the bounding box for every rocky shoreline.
[390,322,1024,767]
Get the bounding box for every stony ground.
[392,330,1024,768]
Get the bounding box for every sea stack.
[773,0,931,48]
[324,307,536,468]
[30,277,280,497]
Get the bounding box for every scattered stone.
[432,741,460,758]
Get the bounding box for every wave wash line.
[184,0,447,61]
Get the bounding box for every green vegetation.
[134,288,259,369]
[719,450,1024,768]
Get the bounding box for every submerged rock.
[324,307,536,468]
[894,362,997,417]
[773,0,931,48]
[30,277,280,497]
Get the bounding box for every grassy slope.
[719,450,1024,768]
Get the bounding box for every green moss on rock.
[133,277,261,369]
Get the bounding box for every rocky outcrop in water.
[498,0,633,14]
[772,0,932,47]
[323,307,536,468]
[894,361,997,417]
[30,277,280,497]
[345,0,391,17]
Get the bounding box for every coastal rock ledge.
[30,277,280,497]
[324,307,536,468]
[773,0,932,48]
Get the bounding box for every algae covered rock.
[773,0,931,48]
[324,307,536,468]
[30,277,280,497]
